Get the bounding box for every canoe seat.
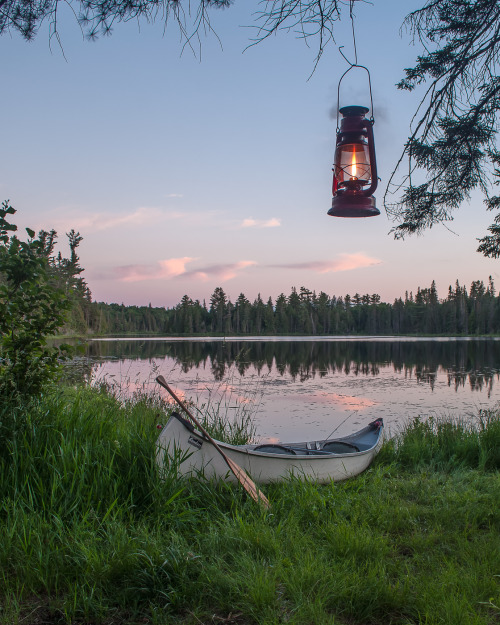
[253,444,297,455]
[321,441,360,453]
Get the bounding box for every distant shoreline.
[53,333,500,340]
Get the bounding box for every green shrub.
[0,201,72,405]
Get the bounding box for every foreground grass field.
[0,385,499,625]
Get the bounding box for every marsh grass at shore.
[0,386,499,625]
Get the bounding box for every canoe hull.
[156,414,384,484]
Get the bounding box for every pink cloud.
[240,218,281,229]
[44,206,224,233]
[294,392,376,409]
[113,259,256,283]
[51,206,182,232]
[262,437,281,444]
[182,261,257,282]
[269,253,382,273]
[320,393,377,409]
[116,257,197,282]
[207,382,255,404]
[158,258,195,277]
[160,386,187,404]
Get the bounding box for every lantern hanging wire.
[336,0,375,130]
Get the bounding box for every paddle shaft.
[156,376,270,509]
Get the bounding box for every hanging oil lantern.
[328,104,379,218]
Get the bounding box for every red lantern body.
[328,105,380,218]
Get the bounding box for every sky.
[2,0,500,308]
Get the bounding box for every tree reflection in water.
[56,338,500,440]
[79,338,500,395]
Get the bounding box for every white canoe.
[156,413,384,484]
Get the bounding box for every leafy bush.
[0,200,72,407]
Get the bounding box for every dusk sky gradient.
[2,0,499,308]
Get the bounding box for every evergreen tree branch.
[385,0,500,255]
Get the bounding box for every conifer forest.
[83,279,500,336]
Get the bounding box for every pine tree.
[209,287,227,333]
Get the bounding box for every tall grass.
[380,410,500,471]
[0,385,499,624]
[0,385,208,622]
[183,372,261,445]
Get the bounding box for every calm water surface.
[77,337,500,442]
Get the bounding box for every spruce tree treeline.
[82,279,500,336]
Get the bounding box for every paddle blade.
[225,456,270,509]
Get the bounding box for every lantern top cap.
[339,105,369,118]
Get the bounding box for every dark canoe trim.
[171,411,196,433]
[171,411,213,443]
[322,440,360,453]
[253,444,297,455]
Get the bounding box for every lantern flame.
[351,150,357,179]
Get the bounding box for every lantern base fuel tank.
[328,195,380,218]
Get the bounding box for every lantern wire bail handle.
[336,60,375,132]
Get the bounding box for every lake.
[74,336,500,442]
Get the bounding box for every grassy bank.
[0,387,499,625]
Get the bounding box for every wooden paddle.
[156,375,270,509]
